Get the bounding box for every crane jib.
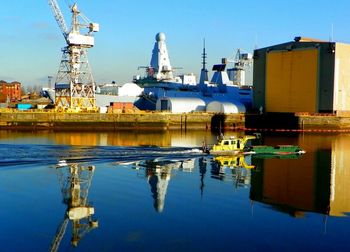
[48,0,69,37]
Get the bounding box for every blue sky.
[1,0,350,87]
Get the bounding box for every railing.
[295,112,336,117]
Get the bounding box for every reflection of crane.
[50,163,98,252]
[48,0,99,111]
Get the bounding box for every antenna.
[202,38,207,70]
[48,76,53,88]
[254,33,258,50]
[199,38,209,84]
[331,23,334,42]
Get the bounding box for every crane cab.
[89,23,99,32]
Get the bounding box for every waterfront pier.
[0,110,244,131]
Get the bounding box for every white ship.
[133,32,253,113]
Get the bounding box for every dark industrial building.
[253,37,350,113]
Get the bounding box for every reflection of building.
[50,163,98,252]
[54,131,171,147]
[47,130,218,148]
[329,135,350,216]
[250,135,350,217]
[250,153,326,217]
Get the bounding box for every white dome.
[156,97,206,113]
[119,83,144,97]
[156,32,166,42]
[206,101,246,114]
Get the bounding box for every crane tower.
[48,0,99,111]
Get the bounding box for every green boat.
[245,145,306,156]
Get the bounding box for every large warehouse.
[253,37,350,113]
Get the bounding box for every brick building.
[0,81,22,103]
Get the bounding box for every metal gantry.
[48,0,99,111]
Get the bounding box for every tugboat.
[204,134,305,156]
[203,134,257,156]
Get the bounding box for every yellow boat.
[204,135,257,156]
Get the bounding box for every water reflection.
[118,133,350,218]
[50,163,98,252]
[146,165,171,213]
[134,159,197,212]
[3,131,350,251]
[211,155,254,188]
[0,130,221,147]
[129,155,257,213]
[198,157,207,198]
[250,134,350,218]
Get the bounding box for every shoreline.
[1,110,350,132]
[0,110,244,131]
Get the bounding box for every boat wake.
[0,144,205,168]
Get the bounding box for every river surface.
[0,130,349,252]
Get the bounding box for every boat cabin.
[216,137,243,150]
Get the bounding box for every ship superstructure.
[134,32,196,87]
[133,32,253,112]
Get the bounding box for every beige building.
[253,37,350,113]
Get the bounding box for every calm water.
[0,130,350,252]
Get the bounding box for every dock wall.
[2,110,350,132]
[0,110,245,131]
[246,113,350,131]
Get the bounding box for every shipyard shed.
[156,97,206,113]
[206,101,246,114]
[253,37,350,113]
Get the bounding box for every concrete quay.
[245,113,350,132]
[0,110,245,131]
[2,110,350,132]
